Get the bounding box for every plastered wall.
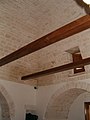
[0,79,36,120]
[37,79,90,120]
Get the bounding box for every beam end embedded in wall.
[21,57,90,80]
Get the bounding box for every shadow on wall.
[74,0,90,14]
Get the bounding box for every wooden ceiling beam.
[21,57,90,80]
[0,15,90,66]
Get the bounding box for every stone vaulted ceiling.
[0,0,90,86]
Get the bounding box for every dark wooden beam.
[21,57,90,80]
[0,15,90,66]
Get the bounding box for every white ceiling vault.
[0,0,90,86]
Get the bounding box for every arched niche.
[45,82,90,120]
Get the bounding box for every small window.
[72,52,85,74]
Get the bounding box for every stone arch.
[0,84,15,120]
[45,82,90,120]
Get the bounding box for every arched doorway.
[45,82,90,120]
[0,84,15,120]
[0,91,11,120]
